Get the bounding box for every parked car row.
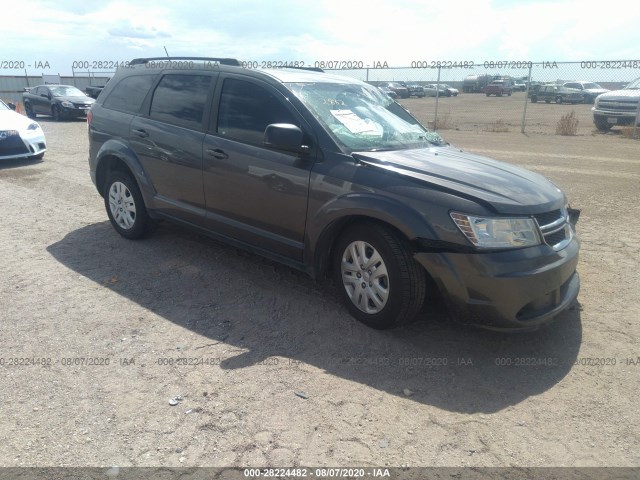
[377,83,459,99]
[528,82,611,105]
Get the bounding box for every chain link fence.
[326,61,640,139]
[2,61,638,138]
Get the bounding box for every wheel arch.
[306,195,437,279]
[94,140,154,202]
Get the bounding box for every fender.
[95,139,156,205]
[305,192,438,277]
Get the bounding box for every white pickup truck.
[592,77,640,131]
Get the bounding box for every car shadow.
[0,156,44,170]
[47,221,582,414]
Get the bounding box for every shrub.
[484,119,509,132]
[556,111,579,135]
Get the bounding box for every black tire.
[507,91,512,96]
[594,116,612,132]
[51,104,62,121]
[545,99,551,103]
[531,96,537,103]
[555,96,563,104]
[497,92,502,97]
[332,222,426,329]
[103,171,150,239]
[25,103,36,119]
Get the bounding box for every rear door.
[202,75,315,261]
[129,72,217,224]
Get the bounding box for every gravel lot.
[0,112,638,469]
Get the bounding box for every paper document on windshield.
[330,109,380,135]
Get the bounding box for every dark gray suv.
[88,57,580,331]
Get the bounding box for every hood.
[353,145,565,214]
[0,109,39,131]
[597,89,640,101]
[55,95,95,104]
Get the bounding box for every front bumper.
[414,237,580,330]
[0,130,47,160]
[60,105,92,118]
[592,108,639,125]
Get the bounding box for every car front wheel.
[333,222,426,329]
[555,96,563,104]
[594,116,613,132]
[104,171,150,239]
[25,103,36,119]
[51,105,62,121]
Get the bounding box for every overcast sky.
[3,0,639,75]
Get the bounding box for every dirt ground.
[0,112,638,470]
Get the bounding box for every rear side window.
[149,74,212,129]
[103,75,155,113]
[217,78,298,145]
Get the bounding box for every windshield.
[583,83,601,89]
[49,86,85,97]
[287,81,444,152]
[625,77,640,89]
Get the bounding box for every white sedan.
[0,100,47,161]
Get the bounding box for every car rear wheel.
[333,222,426,329]
[486,93,490,97]
[104,171,150,239]
[531,96,537,103]
[555,96,563,104]
[25,103,36,119]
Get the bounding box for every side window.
[103,75,155,114]
[149,74,212,129]
[217,78,298,145]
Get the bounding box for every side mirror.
[7,102,16,111]
[264,124,309,154]
[40,93,48,98]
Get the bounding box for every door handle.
[133,128,149,138]
[206,148,229,160]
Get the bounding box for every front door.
[202,76,314,261]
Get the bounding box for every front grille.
[0,131,28,156]
[598,100,639,112]
[534,209,572,250]
[73,103,92,108]
[533,209,562,226]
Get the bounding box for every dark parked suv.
[88,57,580,331]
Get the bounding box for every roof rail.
[278,66,325,73]
[129,57,241,66]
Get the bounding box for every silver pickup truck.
[592,77,640,131]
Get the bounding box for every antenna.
[164,46,170,57]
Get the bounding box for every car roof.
[123,57,366,86]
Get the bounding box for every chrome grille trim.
[533,208,572,251]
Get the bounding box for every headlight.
[61,101,74,108]
[27,123,40,131]
[450,212,541,249]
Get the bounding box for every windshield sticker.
[330,109,380,135]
